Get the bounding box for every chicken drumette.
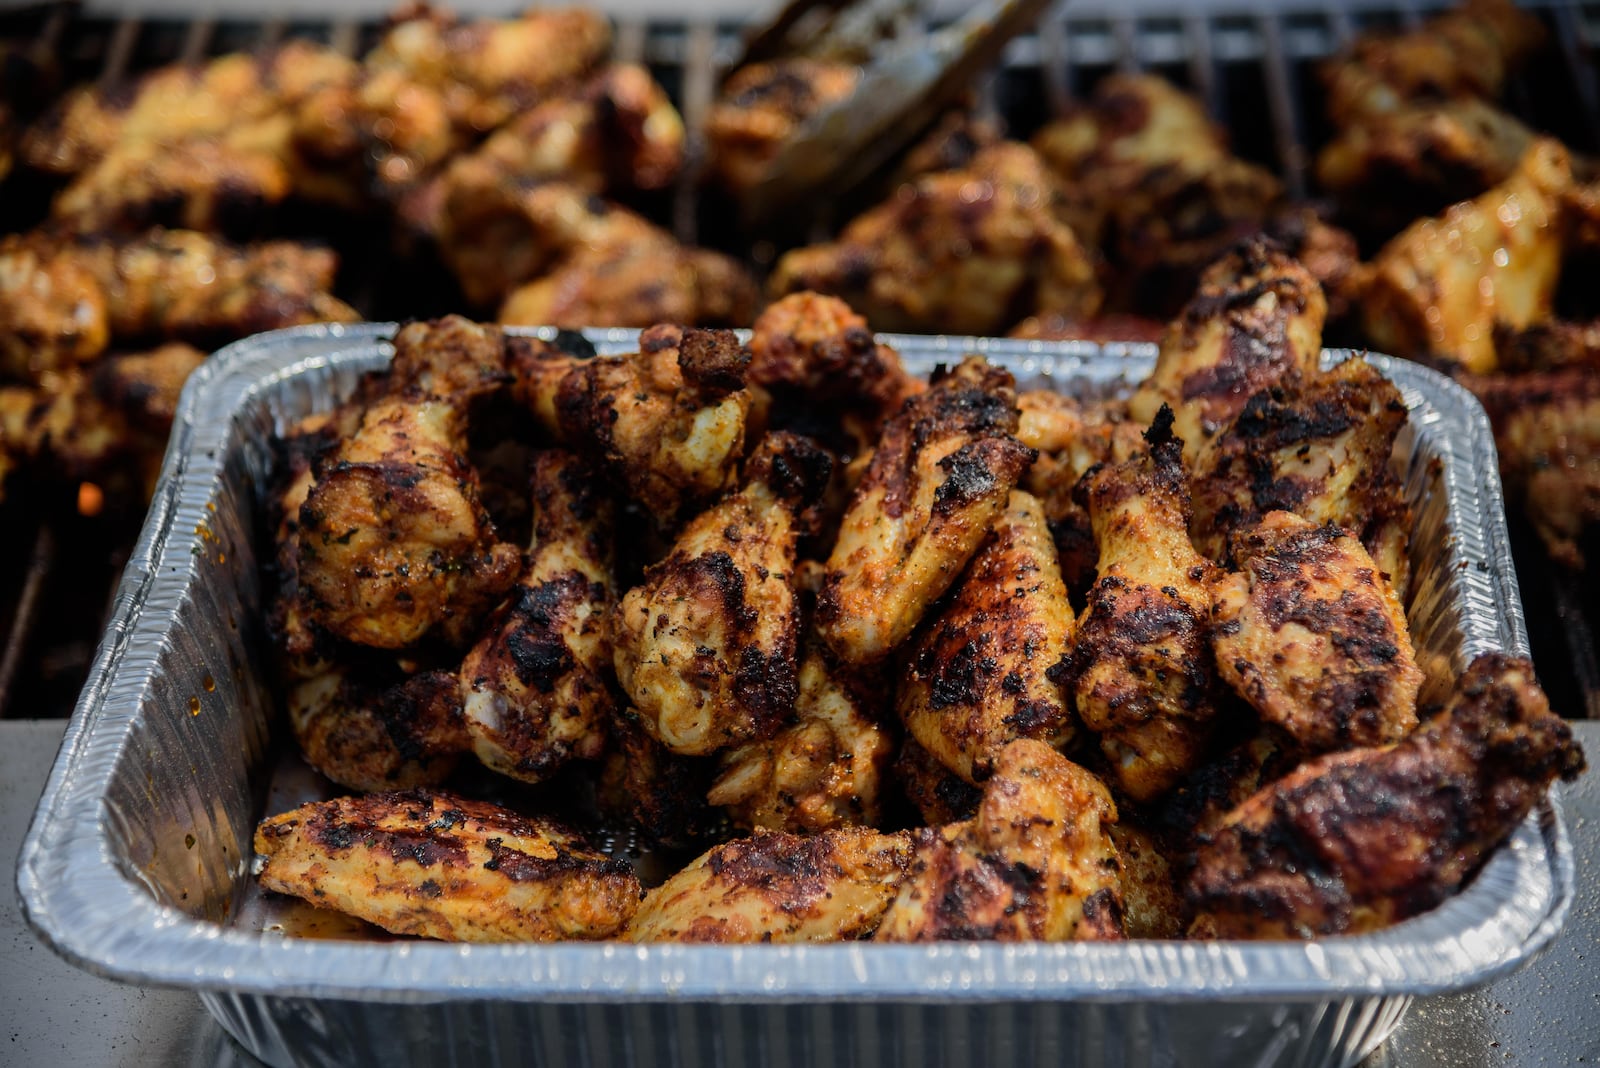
[816,356,1035,665]
[256,789,640,942]
[1188,653,1584,939]
[1071,409,1219,802]
[459,450,616,783]
[875,739,1125,942]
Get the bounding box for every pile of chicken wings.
[256,248,1584,945]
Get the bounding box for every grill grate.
[3,0,1600,718]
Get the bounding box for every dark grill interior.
[3,0,1600,719]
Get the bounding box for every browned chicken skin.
[0,229,355,380]
[1130,237,1327,465]
[876,740,1125,942]
[1031,73,1285,316]
[625,826,911,942]
[770,143,1102,336]
[708,646,895,833]
[816,356,1035,665]
[1071,410,1219,802]
[459,450,616,783]
[1188,653,1584,939]
[708,59,861,193]
[256,789,640,942]
[897,489,1077,785]
[1211,512,1421,753]
[614,432,832,756]
[289,664,467,792]
[295,317,521,649]
[510,325,754,522]
[1189,357,1410,565]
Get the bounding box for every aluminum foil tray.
[17,323,1576,1068]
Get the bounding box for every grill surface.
[3,0,1600,720]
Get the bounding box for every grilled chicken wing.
[1071,410,1219,802]
[707,647,895,832]
[438,170,757,324]
[1463,367,1600,569]
[296,318,521,649]
[509,325,753,522]
[22,42,355,176]
[1316,97,1538,236]
[895,737,983,825]
[0,229,355,379]
[1109,823,1184,940]
[420,63,682,224]
[364,6,610,137]
[256,789,640,942]
[875,739,1124,942]
[1362,139,1569,374]
[1129,237,1327,464]
[898,490,1076,785]
[707,59,861,193]
[747,291,920,423]
[614,432,833,755]
[624,826,911,942]
[90,341,206,429]
[1188,653,1584,939]
[1321,0,1545,129]
[289,664,467,792]
[1189,356,1410,564]
[1211,512,1421,754]
[770,143,1102,336]
[459,450,615,783]
[1031,73,1285,315]
[816,356,1035,665]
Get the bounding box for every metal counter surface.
[4,718,1598,1067]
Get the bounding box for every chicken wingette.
[1188,653,1584,939]
[1211,512,1422,753]
[624,827,911,942]
[1129,237,1327,465]
[770,143,1102,336]
[614,432,832,755]
[256,789,640,942]
[875,739,1125,942]
[816,356,1035,665]
[459,450,616,783]
[1071,409,1219,802]
[508,325,753,523]
[897,490,1076,785]
[707,646,895,832]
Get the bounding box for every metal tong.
[733,0,1055,224]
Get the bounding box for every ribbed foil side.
[199,991,1415,1068]
[16,325,1576,1068]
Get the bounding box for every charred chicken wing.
[875,739,1124,942]
[256,789,640,942]
[614,432,832,755]
[1188,653,1584,939]
[816,356,1035,665]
